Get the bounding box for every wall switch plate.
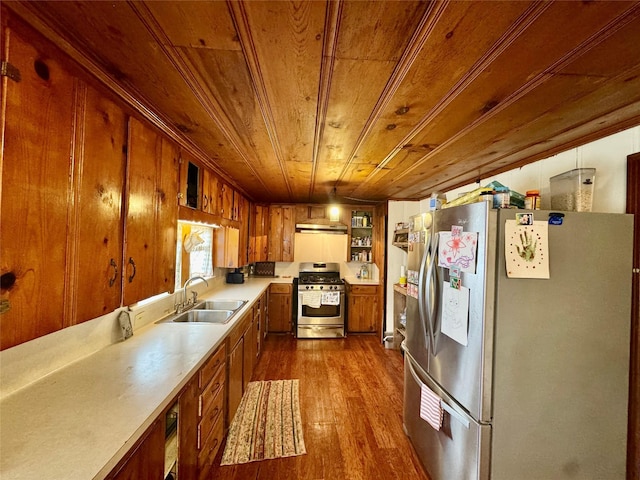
[118,311,133,340]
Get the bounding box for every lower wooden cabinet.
[178,376,199,479]
[106,294,270,480]
[267,284,293,333]
[226,309,256,425]
[253,293,265,363]
[106,419,164,480]
[347,283,379,333]
[227,335,244,426]
[196,348,226,480]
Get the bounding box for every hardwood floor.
[209,334,430,480]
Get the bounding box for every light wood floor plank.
[210,335,430,480]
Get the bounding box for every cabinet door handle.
[109,258,118,287]
[128,257,136,283]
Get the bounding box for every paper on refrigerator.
[438,231,478,273]
[504,220,550,279]
[440,282,470,346]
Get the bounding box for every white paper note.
[504,220,550,279]
[440,282,469,346]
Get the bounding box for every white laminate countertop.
[0,278,290,480]
[344,276,380,286]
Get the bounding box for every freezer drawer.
[403,355,490,480]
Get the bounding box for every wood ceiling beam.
[227,0,294,200]
[353,1,640,198]
[309,0,342,202]
[351,0,551,193]
[333,0,447,188]
[128,1,272,197]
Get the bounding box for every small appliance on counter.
[253,261,276,277]
[226,268,245,284]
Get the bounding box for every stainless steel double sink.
[158,299,247,324]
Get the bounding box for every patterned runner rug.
[221,379,306,465]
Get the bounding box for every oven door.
[299,301,342,324]
[297,290,345,338]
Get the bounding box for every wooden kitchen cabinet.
[0,27,75,349]
[199,164,223,217]
[249,204,268,263]
[220,182,234,220]
[226,310,258,425]
[72,85,126,324]
[227,336,244,425]
[268,205,295,262]
[267,283,293,333]
[201,165,212,214]
[242,315,255,392]
[123,117,178,306]
[197,348,226,480]
[253,293,266,361]
[215,226,240,269]
[347,283,379,333]
[106,418,165,480]
[238,194,250,266]
[178,375,199,480]
[107,344,225,480]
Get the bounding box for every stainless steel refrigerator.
[403,202,633,480]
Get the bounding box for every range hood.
[295,223,347,234]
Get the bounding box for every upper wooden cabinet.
[0,27,75,349]
[237,194,250,266]
[123,117,178,305]
[215,226,239,269]
[249,204,268,263]
[268,206,294,262]
[72,85,126,324]
[220,183,234,220]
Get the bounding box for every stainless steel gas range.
[297,262,345,338]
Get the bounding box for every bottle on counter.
[360,264,369,280]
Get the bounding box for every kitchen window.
[175,221,215,290]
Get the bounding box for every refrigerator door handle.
[418,233,431,350]
[425,233,440,353]
[440,401,471,429]
[406,357,470,429]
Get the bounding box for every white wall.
[444,126,640,213]
[384,125,640,339]
[385,200,420,335]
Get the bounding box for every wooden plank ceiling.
[9,0,640,204]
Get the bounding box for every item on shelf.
[550,168,595,212]
[479,191,494,204]
[524,190,541,210]
[442,187,492,208]
[485,180,524,208]
[493,186,510,209]
[399,265,407,286]
[428,192,446,211]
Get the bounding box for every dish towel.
[301,291,322,309]
[420,384,444,431]
[321,291,340,306]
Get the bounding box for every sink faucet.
[176,276,209,313]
